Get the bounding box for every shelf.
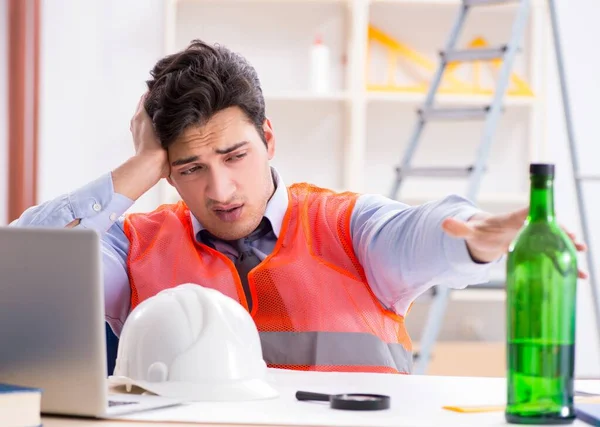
[174,0,536,6]
[264,91,350,102]
[369,0,526,5]
[177,0,462,3]
[370,0,464,4]
[367,91,535,106]
[414,287,506,302]
[264,92,534,106]
[177,0,347,3]
[451,289,505,302]
[180,0,528,4]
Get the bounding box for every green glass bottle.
[505,163,578,425]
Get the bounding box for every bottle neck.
[528,175,555,222]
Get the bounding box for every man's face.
[167,106,276,241]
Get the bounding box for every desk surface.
[42,419,198,427]
[39,370,594,427]
[39,420,592,427]
[39,419,591,427]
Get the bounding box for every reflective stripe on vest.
[259,331,412,374]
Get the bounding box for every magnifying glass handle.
[296,391,331,402]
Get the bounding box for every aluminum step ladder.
[392,0,600,375]
[388,0,531,375]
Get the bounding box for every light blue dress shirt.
[10,167,495,336]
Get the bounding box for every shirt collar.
[190,166,288,241]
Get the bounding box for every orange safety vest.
[123,183,413,374]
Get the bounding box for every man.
[12,40,586,374]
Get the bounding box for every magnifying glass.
[295,390,391,411]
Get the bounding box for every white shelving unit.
[161,0,549,213]
[160,0,550,211]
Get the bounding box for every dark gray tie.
[201,218,272,312]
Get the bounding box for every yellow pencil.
[443,396,600,413]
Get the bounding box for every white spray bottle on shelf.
[310,34,331,94]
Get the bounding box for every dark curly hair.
[144,39,266,149]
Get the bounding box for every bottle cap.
[530,163,554,176]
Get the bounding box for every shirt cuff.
[69,173,134,233]
[442,207,499,279]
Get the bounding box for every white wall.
[0,0,7,225]
[543,0,600,377]
[39,0,165,213]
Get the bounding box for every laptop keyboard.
[108,400,140,407]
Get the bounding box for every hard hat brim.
[108,375,280,402]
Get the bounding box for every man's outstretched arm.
[350,194,499,316]
[350,194,587,316]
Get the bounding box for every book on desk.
[0,383,42,427]
[577,403,600,426]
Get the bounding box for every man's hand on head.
[440,207,588,278]
[130,94,170,179]
[111,94,171,202]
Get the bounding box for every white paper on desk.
[107,369,516,427]
[575,380,600,396]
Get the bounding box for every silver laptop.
[0,226,181,417]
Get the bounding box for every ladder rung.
[395,166,475,178]
[419,106,490,121]
[442,46,507,62]
[464,0,518,6]
[577,174,600,181]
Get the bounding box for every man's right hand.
[112,95,170,201]
[130,95,169,176]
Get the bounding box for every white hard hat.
[108,283,279,402]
